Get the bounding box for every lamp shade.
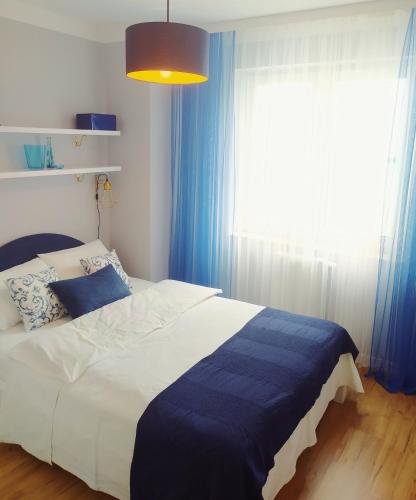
[126,22,209,85]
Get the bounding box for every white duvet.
[0,279,363,500]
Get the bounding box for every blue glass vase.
[45,136,55,168]
[24,145,45,169]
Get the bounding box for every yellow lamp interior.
[127,70,208,84]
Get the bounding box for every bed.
[0,234,363,500]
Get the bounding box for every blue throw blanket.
[130,307,358,500]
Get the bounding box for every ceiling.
[19,0,374,25]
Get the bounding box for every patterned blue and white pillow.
[6,268,67,331]
[80,250,132,290]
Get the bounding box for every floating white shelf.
[0,126,121,137]
[0,166,122,180]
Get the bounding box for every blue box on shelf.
[76,113,116,131]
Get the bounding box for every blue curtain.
[369,10,416,394]
[169,31,236,295]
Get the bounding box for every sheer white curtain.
[233,10,408,364]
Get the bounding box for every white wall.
[0,17,172,280]
[0,17,111,247]
[149,86,171,282]
[104,42,151,278]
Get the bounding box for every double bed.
[0,234,363,500]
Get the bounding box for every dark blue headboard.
[0,234,84,272]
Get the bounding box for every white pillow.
[6,267,67,332]
[80,249,132,290]
[0,258,49,331]
[38,240,108,279]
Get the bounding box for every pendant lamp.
[126,0,209,85]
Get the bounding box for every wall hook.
[73,135,86,147]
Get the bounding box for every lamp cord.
[95,174,108,239]
[96,192,101,239]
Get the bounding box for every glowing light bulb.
[160,70,172,79]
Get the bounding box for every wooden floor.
[0,372,415,500]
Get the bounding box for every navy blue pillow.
[50,264,131,319]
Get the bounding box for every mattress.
[49,354,362,500]
[0,280,363,499]
[48,294,362,500]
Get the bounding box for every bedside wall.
[0,17,111,248]
[0,17,172,279]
